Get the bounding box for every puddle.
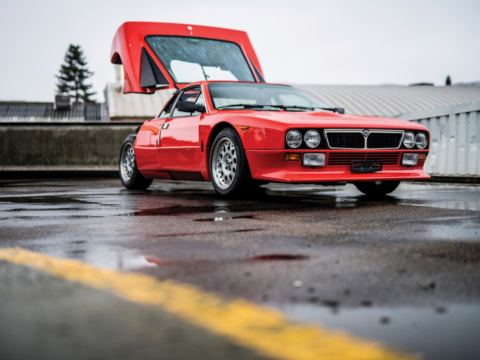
[194,215,255,222]
[0,196,92,205]
[407,201,480,212]
[126,197,373,217]
[127,203,314,216]
[249,254,309,261]
[281,303,480,360]
[143,228,264,238]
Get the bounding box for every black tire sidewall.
[210,128,250,197]
[354,181,401,196]
[119,140,137,188]
[119,138,152,190]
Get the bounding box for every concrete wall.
[0,123,138,171]
[395,102,480,177]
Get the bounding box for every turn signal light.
[284,153,302,161]
[418,153,427,160]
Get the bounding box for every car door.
[158,86,204,175]
[134,93,178,172]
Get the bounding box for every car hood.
[217,110,426,130]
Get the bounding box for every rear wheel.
[119,137,153,190]
[210,128,259,197]
[354,180,400,196]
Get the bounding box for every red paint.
[134,81,430,183]
[158,114,203,172]
[111,22,263,93]
[115,22,430,184]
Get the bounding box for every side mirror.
[196,104,206,113]
[177,101,206,114]
[334,108,345,114]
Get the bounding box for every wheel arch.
[206,122,256,182]
[207,122,237,148]
[123,134,137,145]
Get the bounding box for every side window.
[171,87,201,117]
[158,94,179,118]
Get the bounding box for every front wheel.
[210,128,258,197]
[119,137,153,190]
[353,180,400,197]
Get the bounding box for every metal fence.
[0,102,107,122]
[395,102,480,177]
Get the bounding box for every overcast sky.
[1,0,479,102]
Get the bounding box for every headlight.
[286,129,302,148]
[415,132,428,149]
[304,129,321,148]
[403,131,415,148]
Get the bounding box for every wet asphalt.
[1,178,480,360]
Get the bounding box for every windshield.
[145,36,255,84]
[208,83,330,111]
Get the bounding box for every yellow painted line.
[0,248,420,360]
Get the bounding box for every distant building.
[2,71,480,122]
[293,84,480,118]
[0,96,106,122]
[102,65,174,122]
[104,82,174,122]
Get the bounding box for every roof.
[0,101,106,122]
[105,83,174,120]
[293,85,480,118]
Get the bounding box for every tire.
[210,127,259,197]
[119,136,153,190]
[354,180,400,197]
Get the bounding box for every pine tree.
[56,44,96,103]
[445,75,452,86]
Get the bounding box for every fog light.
[303,153,326,166]
[284,153,301,161]
[402,153,419,166]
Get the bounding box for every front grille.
[327,152,400,166]
[326,133,364,148]
[367,133,402,149]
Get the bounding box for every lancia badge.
[363,129,369,137]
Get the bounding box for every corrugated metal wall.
[395,102,480,176]
[294,85,480,118]
[105,83,174,120]
[0,102,107,122]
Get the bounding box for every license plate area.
[351,160,383,173]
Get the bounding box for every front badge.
[363,129,369,137]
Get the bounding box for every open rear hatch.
[111,22,265,93]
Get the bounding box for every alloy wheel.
[212,137,237,190]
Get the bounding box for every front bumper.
[246,150,430,183]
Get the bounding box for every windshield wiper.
[216,104,339,113]
[217,104,272,109]
[272,105,337,112]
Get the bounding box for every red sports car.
[112,22,430,197]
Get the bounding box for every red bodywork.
[110,22,264,93]
[112,22,430,184]
[134,81,430,183]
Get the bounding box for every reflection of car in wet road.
[1,179,480,360]
[113,22,430,197]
